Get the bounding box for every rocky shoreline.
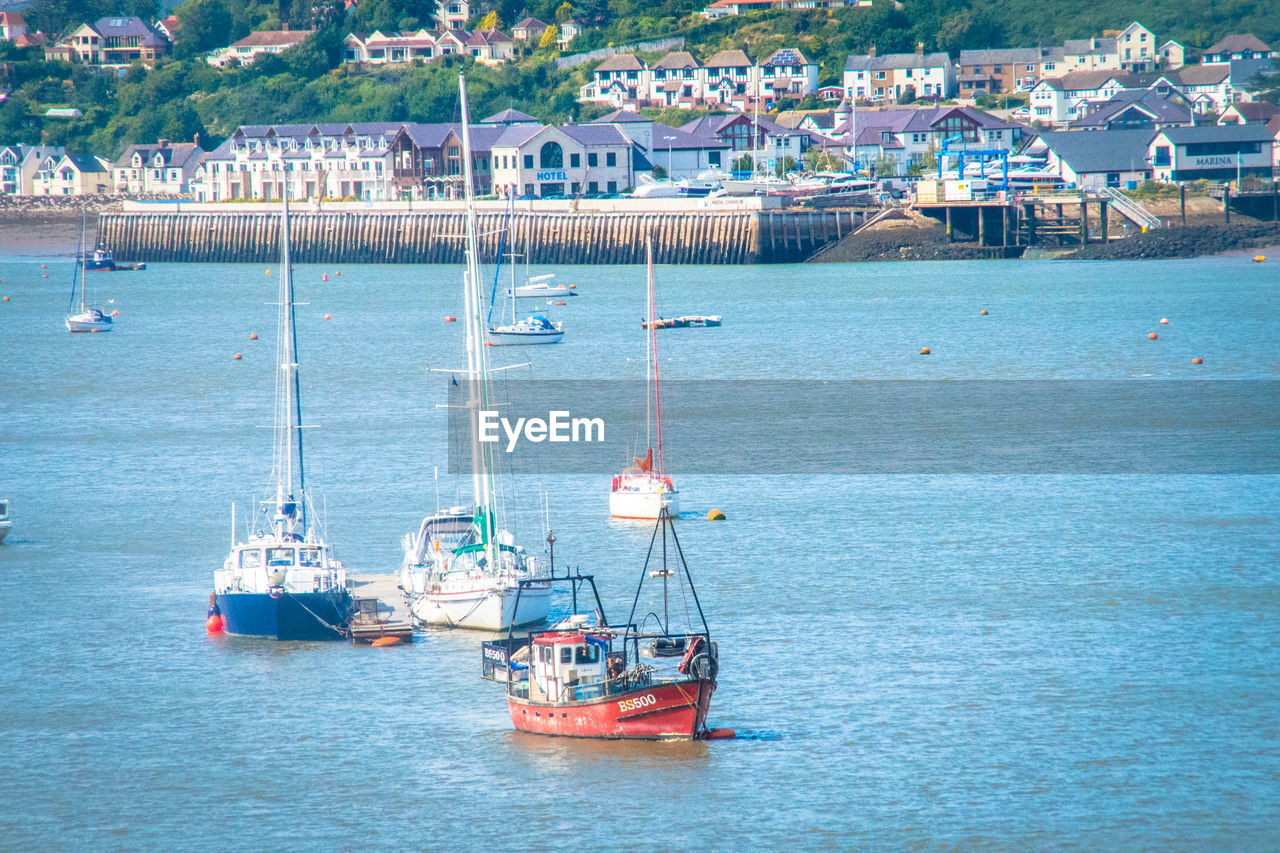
[1061,222,1280,260]
[0,194,183,223]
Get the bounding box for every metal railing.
[1099,186,1162,230]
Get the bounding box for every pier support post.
[1224,186,1230,225]
[1100,200,1108,243]
[1001,205,1008,248]
[945,206,953,242]
[1079,192,1088,245]
[977,206,985,245]
[1180,184,1186,227]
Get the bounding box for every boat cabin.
[217,539,345,594]
[529,631,610,703]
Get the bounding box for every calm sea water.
[1,230,1278,848]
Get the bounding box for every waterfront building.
[111,140,203,193]
[1147,124,1274,182]
[0,144,63,194]
[591,111,733,179]
[842,45,957,103]
[207,27,313,67]
[681,113,816,172]
[1030,66,1233,126]
[1066,90,1195,132]
[43,16,168,67]
[831,105,1018,176]
[489,123,635,198]
[1035,129,1155,189]
[31,153,111,195]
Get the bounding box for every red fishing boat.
[482,509,719,741]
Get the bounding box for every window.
[299,548,322,567]
[1152,146,1170,166]
[560,647,573,664]
[1106,172,1120,188]
[570,153,580,168]
[607,180,617,192]
[239,549,262,569]
[571,182,579,193]
[587,152,598,167]
[523,154,534,169]
[708,151,720,167]
[606,152,616,167]
[575,645,600,664]
[542,646,552,663]
[266,548,294,566]
[588,181,598,193]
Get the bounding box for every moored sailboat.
[65,216,112,333]
[610,239,679,520]
[212,197,352,641]
[401,74,551,631]
[482,508,719,740]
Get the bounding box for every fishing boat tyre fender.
[679,637,718,681]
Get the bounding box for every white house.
[31,153,112,195]
[1202,34,1274,65]
[111,140,203,193]
[0,11,27,40]
[590,111,733,179]
[1037,129,1155,189]
[207,28,312,67]
[1158,40,1184,69]
[436,0,469,30]
[343,29,512,66]
[489,123,635,198]
[580,48,817,111]
[1114,21,1157,71]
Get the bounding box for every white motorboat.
[402,73,551,631]
[212,197,353,641]
[505,275,577,299]
[631,177,683,198]
[0,498,11,544]
[65,217,112,333]
[610,240,681,520]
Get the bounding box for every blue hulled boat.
[212,197,352,641]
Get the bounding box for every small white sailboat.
[65,217,112,333]
[402,73,551,631]
[211,197,352,641]
[490,248,564,345]
[610,239,680,520]
[504,274,577,299]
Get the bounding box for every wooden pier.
[97,208,867,265]
[347,573,413,645]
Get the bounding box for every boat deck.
[347,573,414,644]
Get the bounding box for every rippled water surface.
[1,236,1278,848]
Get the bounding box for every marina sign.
[1191,155,1235,167]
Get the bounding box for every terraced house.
[579,48,818,111]
[842,45,956,102]
[111,140,203,193]
[343,28,513,65]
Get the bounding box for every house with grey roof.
[207,27,312,67]
[1202,34,1274,65]
[1068,89,1195,132]
[1036,129,1155,189]
[833,105,1019,176]
[589,111,733,179]
[957,48,1051,97]
[843,45,957,103]
[1218,102,1279,125]
[44,16,168,66]
[31,152,111,195]
[490,122,637,198]
[0,144,63,194]
[1148,124,1275,182]
[111,140,203,193]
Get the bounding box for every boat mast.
[275,195,306,533]
[649,239,664,477]
[645,236,652,455]
[69,214,85,314]
[459,73,495,565]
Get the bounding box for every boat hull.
[216,590,352,641]
[410,581,551,631]
[610,489,679,520]
[0,523,9,544]
[509,679,715,740]
[488,330,564,345]
[66,313,113,333]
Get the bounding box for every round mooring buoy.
[1149,333,1158,340]
[1253,255,1265,263]
[322,273,329,281]
[324,314,332,320]
[371,636,401,647]
[1192,357,1204,364]
[206,613,225,633]
[1160,318,1169,325]
[920,347,931,355]
[233,353,242,360]
[707,509,726,521]
[979,309,988,315]
[250,333,258,340]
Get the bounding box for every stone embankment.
[808,209,1016,262]
[1063,222,1280,260]
[0,194,185,223]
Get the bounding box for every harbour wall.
[96,208,868,265]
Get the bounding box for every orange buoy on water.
[1160,318,1169,325]
[371,636,401,647]
[335,271,341,276]
[42,274,48,278]
[979,309,988,315]
[322,273,328,281]
[1192,357,1204,364]
[444,316,457,322]
[324,314,332,320]
[111,310,119,316]
[266,269,271,275]
[568,284,576,289]
[90,327,99,332]
[41,264,46,269]
[233,353,242,360]
[2,296,8,302]
[1148,333,1158,340]
[707,509,726,521]
[920,347,931,355]
[554,300,567,305]
[484,341,494,346]
[206,613,225,633]
[250,333,258,340]
[703,728,736,740]
[1253,255,1265,263]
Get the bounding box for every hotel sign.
[536,170,567,181]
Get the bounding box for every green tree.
[538,25,559,50]
[478,10,499,29]
[555,2,573,23]
[175,0,233,59]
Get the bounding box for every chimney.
[158,138,169,148]
[868,44,876,58]
[193,131,201,148]
[916,42,924,55]
[281,23,289,32]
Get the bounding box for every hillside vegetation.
[1,0,1276,157]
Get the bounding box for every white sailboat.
[402,73,551,631]
[610,239,680,520]
[490,248,564,345]
[212,197,353,641]
[65,216,112,333]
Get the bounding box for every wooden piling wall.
[97,210,865,265]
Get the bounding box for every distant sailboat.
[212,197,353,641]
[610,238,680,520]
[65,216,112,333]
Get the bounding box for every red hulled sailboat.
[482,508,719,741]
